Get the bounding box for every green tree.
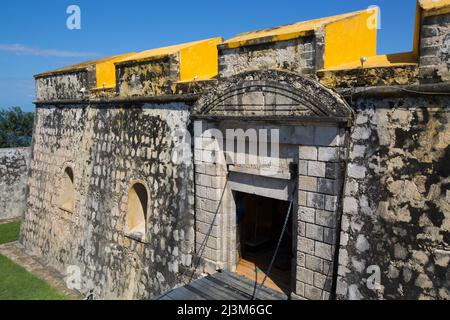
[0,107,34,148]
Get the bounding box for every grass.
[0,254,68,300]
[0,221,70,300]
[0,221,21,244]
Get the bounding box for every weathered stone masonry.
[21,104,194,299]
[420,13,450,83]
[337,97,450,300]
[20,1,450,300]
[191,70,352,300]
[0,148,30,220]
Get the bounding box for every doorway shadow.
[235,192,293,295]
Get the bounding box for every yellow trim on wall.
[221,11,363,49]
[413,2,422,59]
[321,52,417,71]
[115,37,223,82]
[179,38,222,81]
[95,53,135,89]
[323,8,378,70]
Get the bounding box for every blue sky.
[0,0,418,112]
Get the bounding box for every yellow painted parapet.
[95,53,135,89]
[321,52,417,71]
[323,8,377,69]
[220,9,378,71]
[34,38,222,91]
[34,54,134,79]
[220,11,363,49]
[419,0,450,16]
[116,37,223,82]
[179,38,222,81]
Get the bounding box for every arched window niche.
[125,181,149,242]
[59,166,75,213]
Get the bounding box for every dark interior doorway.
[234,192,293,295]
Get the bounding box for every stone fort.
[10,0,450,299]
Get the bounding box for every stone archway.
[192,70,352,300]
[194,69,353,122]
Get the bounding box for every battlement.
[33,1,450,103]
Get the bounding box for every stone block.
[343,197,358,214]
[299,160,308,175]
[315,242,333,261]
[298,191,307,206]
[304,284,322,300]
[351,126,371,140]
[318,147,339,162]
[317,178,338,195]
[298,236,315,255]
[297,267,314,285]
[306,192,324,209]
[298,221,306,237]
[315,209,336,228]
[299,176,317,192]
[314,273,332,291]
[299,146,317,160]
[324,195,338,212]
[305,254,323,273]
[323,227,336,245]
[295,281,305,297]
[308,161,326,177]
[297,252,306,267]
[299,206,315,223]
[325,162,341,179]
[347,164,366,179]
[306,223,323,241]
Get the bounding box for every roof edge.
[220,10,367,50]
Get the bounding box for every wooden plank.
[214,272,287,300]
[196,277,249,300]
[205,276,254,300]
[212,272,276,301]
[185,283,216,300]
[153,272,288,301]
[232,272,288,300]
[166,286,206,300]
[203,276,253,300]
[189,278,238,300]
[153,290,175,300]
[235,258,290,294]
[157,294,174,300]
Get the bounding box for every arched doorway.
[192,70,352,299]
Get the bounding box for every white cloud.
[0,44,99,58]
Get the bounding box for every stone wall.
[420,12,450,83]
[24,6,450,300]
[20,103,195,299]
[192,121,348,300]
[296,128,347,300]
[0,148,30,220]
[218,36,317,78]
[337,96,450,300]
[35,71,93,101]
[116,56,180,97]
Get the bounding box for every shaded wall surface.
[338,97,450,300]
[0,148,30,220]
[20,104,194,299]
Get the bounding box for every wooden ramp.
[153,271,288,300]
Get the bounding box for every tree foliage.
[0,107,34,148]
